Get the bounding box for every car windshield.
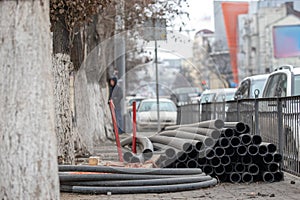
[294,75,300,96]
[138,101,177,112]
[250,79,267,98]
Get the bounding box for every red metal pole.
[109,100,123,162]
[132,101,137,153]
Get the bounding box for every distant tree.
[209,54,232,87]
[0,1,59,199]
[194,35,232,88]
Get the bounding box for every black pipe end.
[273,171,284,182]
[242,172,253,183]
[267,143,277,154]
[240,134,252,145]
[219,137,230,148]
[241,155,252,165]
[234,163,245,173]
[215,147,225,157]
[263,172,274,182]
[235,122,246,134]
[259,145,268,156]
[230,136,241,147]
[248,164,259,175]
[230,172,241,183]
[247,145,259,156]
[223,128,234,138]
[220,155,231,166]
[273,153,283,163]
[237,145,247,156]
[215,119,225,129]
[214,165,225,175]
[263,153,274,164]
[252,135,262,145]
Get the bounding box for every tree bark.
[52,53,75,164]
[52,15,76,164]
[74,14,116,153]
[0,1,59,199]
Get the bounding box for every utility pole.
[154,18,161,132]
[115,0,126,132]
[143,11,166,132]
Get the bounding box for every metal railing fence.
[177,95,300,176]
[176,103,200,125]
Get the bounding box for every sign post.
[143,19,167,132]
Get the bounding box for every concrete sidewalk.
[87,132,155,163]
[61,172,300,199]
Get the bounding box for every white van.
[200,88,237,121]
[261,65,300,162]
[235,74,269,99]
[200,88,237,103]
[262,65,300,97]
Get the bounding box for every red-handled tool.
[109,100,123,162]
[132,101,137,153]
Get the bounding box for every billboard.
[222,2,249,84]
[273,25,300,58]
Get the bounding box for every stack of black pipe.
[148,119,284,183]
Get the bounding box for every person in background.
[108,76,124,134]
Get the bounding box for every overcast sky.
[184,0,256,34]
[145,0,216,59]
[186,0,215,32]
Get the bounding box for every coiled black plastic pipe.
[60,178,218,194]
[59,165,218,194]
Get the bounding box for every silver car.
[136,98,177,131]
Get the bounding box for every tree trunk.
[52,53,75,164]
[75,73,115,152]
[0,1,59,199]
[74,14,116,153]
[52,15,75,164]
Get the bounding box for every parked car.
[200,88,237,103]
[200,88,237,121]
[226,74,269,123]
[235,74,270,99]
[126,96,146,115]
[136,98,177,131]
[260,65,300,162]
[262,65,300,98]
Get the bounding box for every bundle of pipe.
[149,134,202,168]
[203,122,284,183]
[151,120,284,183]
[58,165,218,194]
[147,120,223,169]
